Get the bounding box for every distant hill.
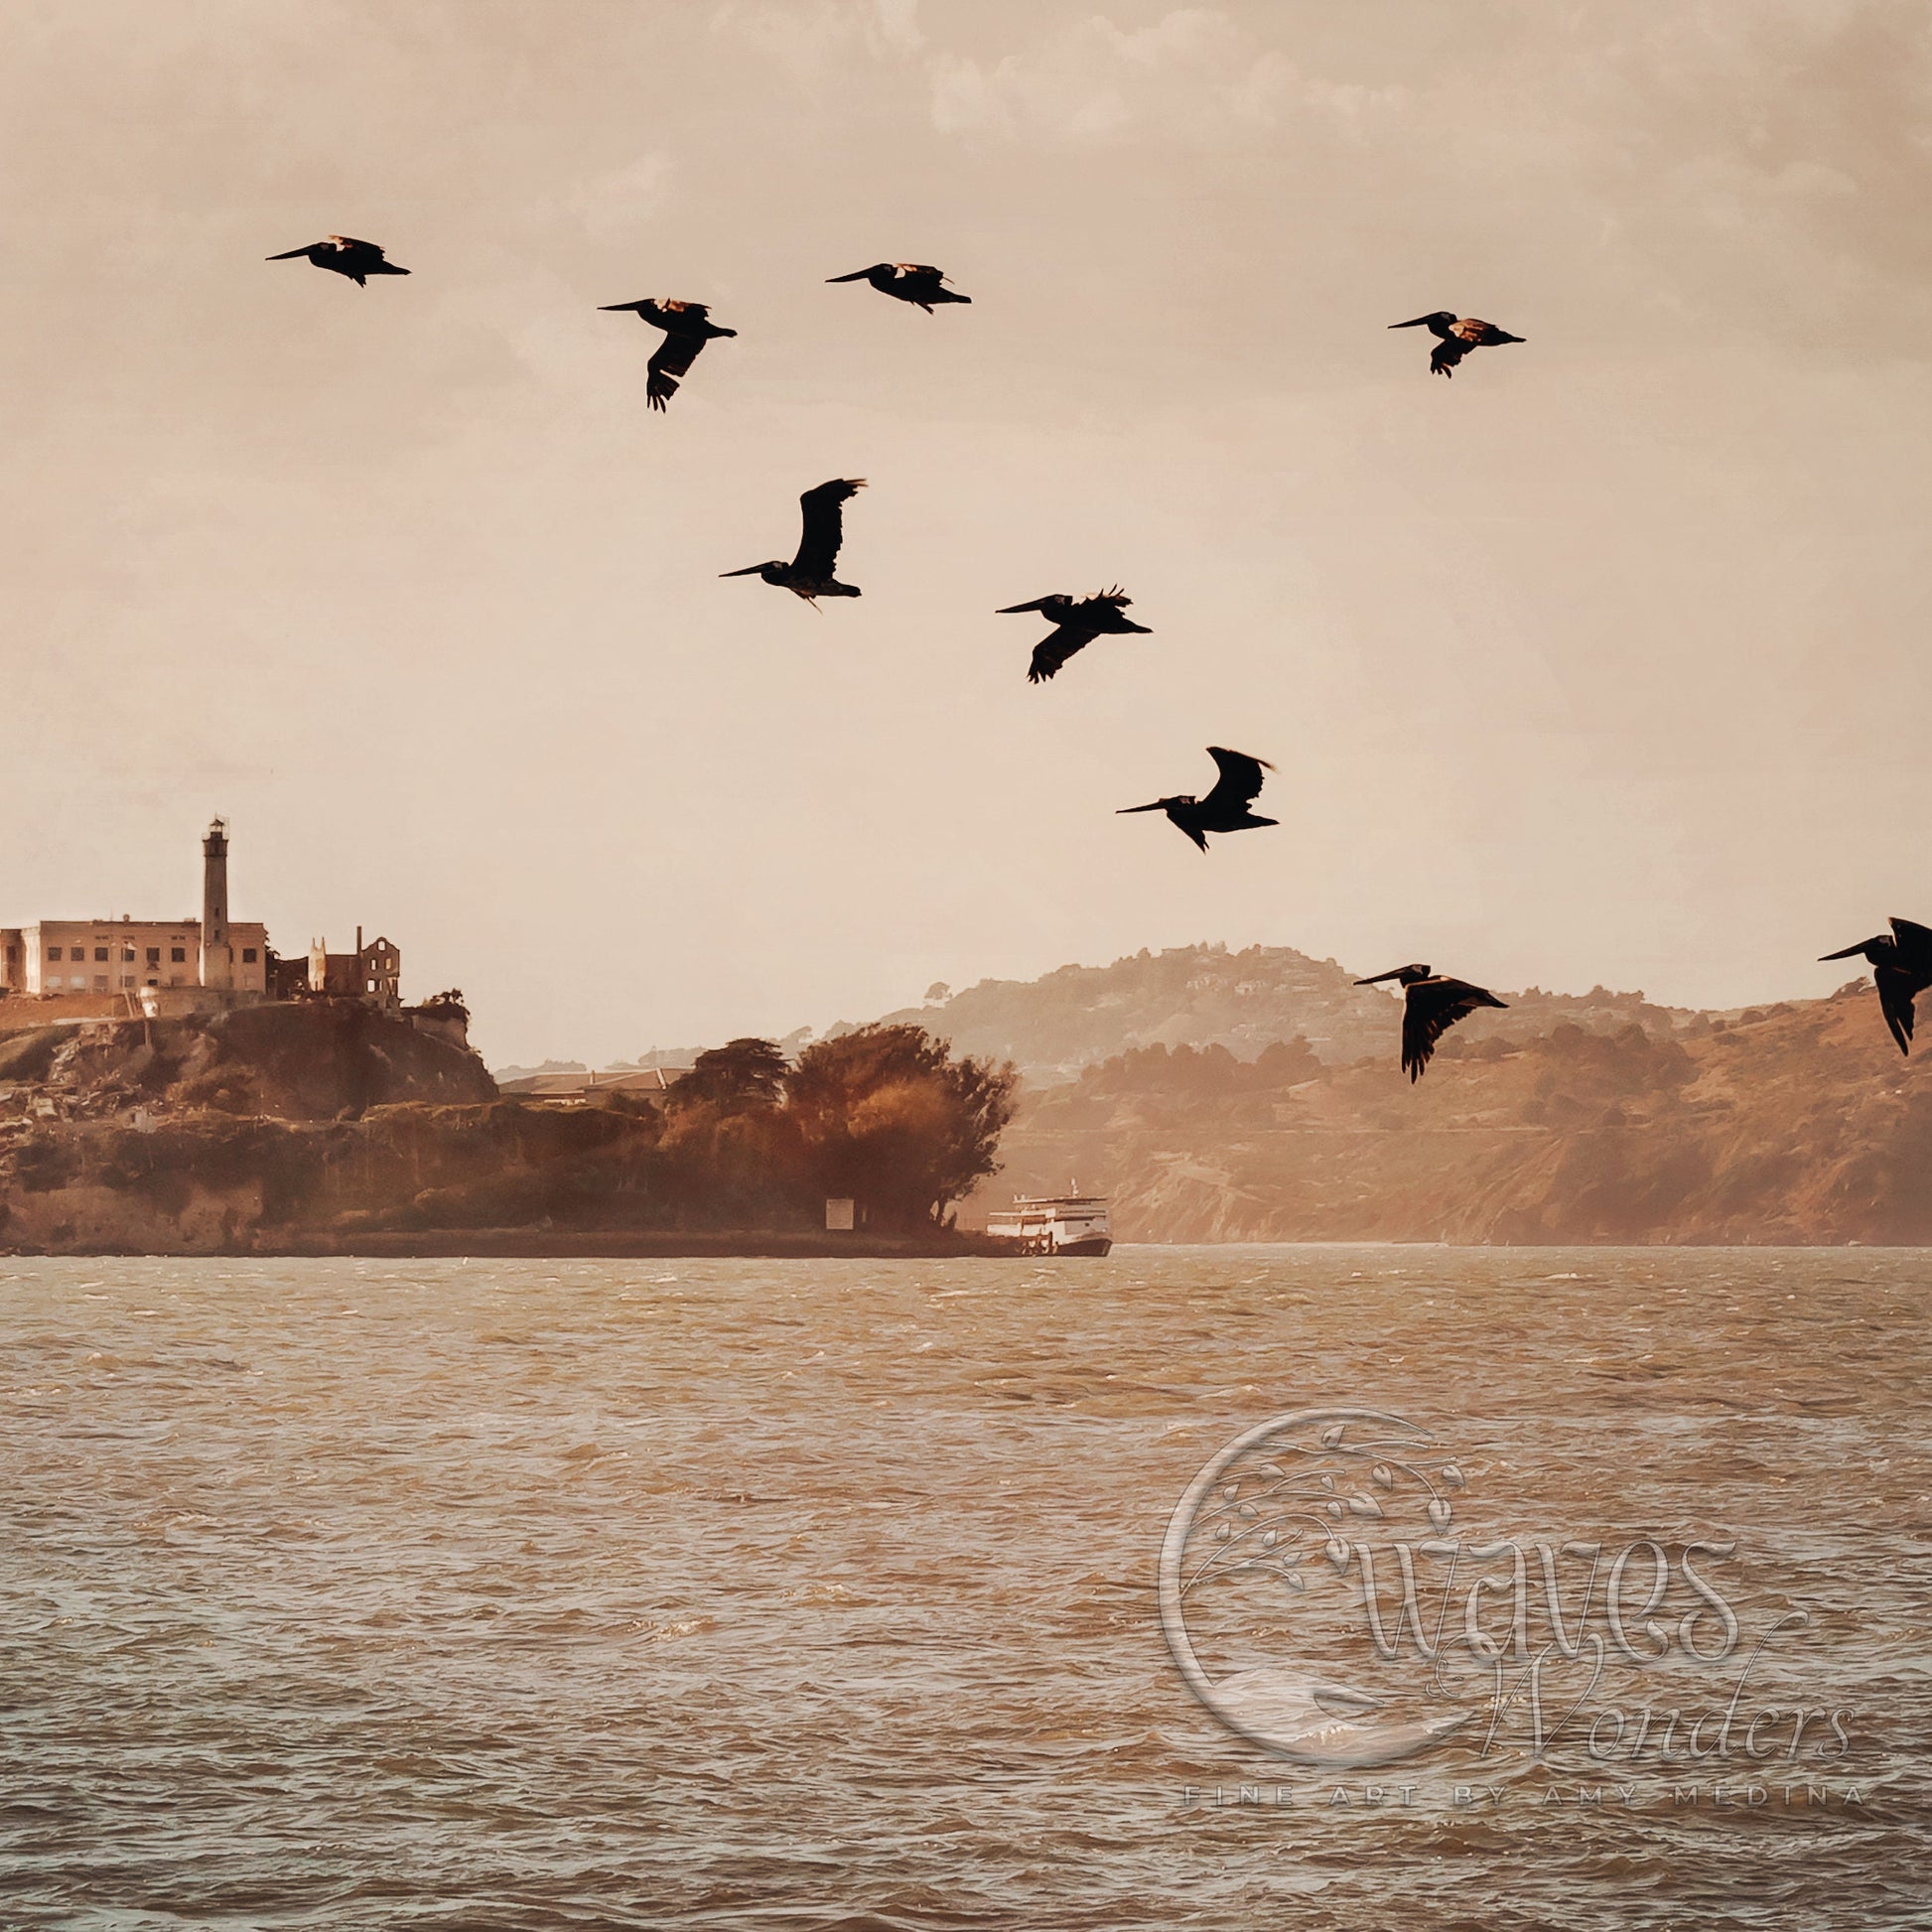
[866,942,1704,1084]
[974,982,1932,1245]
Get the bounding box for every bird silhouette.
[266,236,409,287]
[599,299,737,411]
[1820,916,1932,1055]
[1354,965,1508,1081]
[999,588,1151,684]
[1389,312,1524,378]
[1119,748,1277,852]
[721,480,866,603]
[826,263,971,313]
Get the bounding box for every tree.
[670,1036,789,1115]
[785,1023,1017,1226]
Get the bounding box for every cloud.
[927,10,1401,143]
[708,0,922,76]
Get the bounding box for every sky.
[3,0,1929,1068]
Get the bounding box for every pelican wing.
[1402,978,1506,1081]
[1891,916,1932,964]
[1201,747,1274,814]
[1028,626,1092,684]
[793,479,864,580]
[1430,337,1469,377]
[1872,966,1919,1054]
[646,331,707,411]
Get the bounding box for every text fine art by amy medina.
[1,4,1928,1929]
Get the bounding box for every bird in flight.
[721,480,867,603]
[599,299,737,412]
[999,589,1151,684]
[826,263,971,313]
[266,236,410,287]
[1119,747,1277,852]
[1389,312,1524,378]
[1354,965,1508,1081]
[1820,916,1932,1055]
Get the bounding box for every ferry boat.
[984,1191,1112,1257]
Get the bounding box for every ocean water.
[0,1248,1925,1930]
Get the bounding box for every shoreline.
[0,1227,1021,1261]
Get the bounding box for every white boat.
[985,1191,1112,1256]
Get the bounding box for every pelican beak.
[266,247,313,261]
[1354,968,1406,985]
[719,565,766,578]
[825,270,872,283]
[599,301,647,313]
[1388,316,1433,329]
[1116,802,1165,815]
[1819,939,1879,961]
[996,599,1051,615]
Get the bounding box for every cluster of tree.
[658,1024,1017,1228]
[1076,1036,1322,1096]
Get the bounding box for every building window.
[242,947,257,964]
[171,947,186,963]
[94,947,109,962]
[122,947,135,962]
[147,947,161,965]
[92,976,108,992]
[47,947,62,961]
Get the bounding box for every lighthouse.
[201,818,232,990]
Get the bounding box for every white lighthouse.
[201,817,232,990]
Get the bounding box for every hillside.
[869,943,1704,1084]
[975,982,1932,1245]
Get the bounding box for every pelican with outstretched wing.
[599,299,737,411]
[721,480,866,603]
[1389,311,1524,378]
[1821,916,1932,1055]
[1354,964,1508,1081]
[266,235,410,287]
[999,588,1151,684]
[826,262,971,313]
[1119,747,1277,852]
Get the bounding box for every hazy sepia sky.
[5,1,1929,1065]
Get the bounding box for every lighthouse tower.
[201,818,232,990]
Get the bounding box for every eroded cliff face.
[0,1001,496,1124]
[0,1004,504,1253]
[976,988,1932,1246]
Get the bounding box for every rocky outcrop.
[0,1000,496,1124]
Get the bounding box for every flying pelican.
[999,588,1151,684]
[599,299,737,411]
[1119,748,1277,852]
[265,236,409,287]
[721,480,866,603]
[825,263,971,313]
[1354,964,1508,1081]
[1820,916,1932,1055]
[1389,312,1524,378]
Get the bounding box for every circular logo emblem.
[1159,1407,1475,1767]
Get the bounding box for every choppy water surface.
[1,1248,1926,1929]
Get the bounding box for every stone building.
[1,822,267,1001]
[0,821,400,1016]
